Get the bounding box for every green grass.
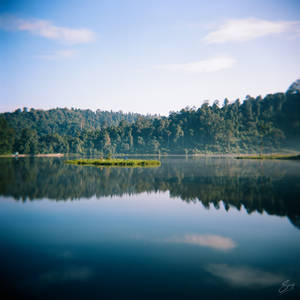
[235,154,300,160]
[65,158,161,167]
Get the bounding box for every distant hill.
[0,81,300,154]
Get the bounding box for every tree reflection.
[0,157,299,221]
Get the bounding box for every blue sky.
[1,0,300,115]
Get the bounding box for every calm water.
[0,157,300,299]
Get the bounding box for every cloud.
[203,18,300,44]
[39,49,78,60]
[167,234,236,251]
[155,56,236,73]
[205,264,284,287]
[0,15,95,44]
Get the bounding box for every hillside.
[2,108,147,136]
[0,81,300,154]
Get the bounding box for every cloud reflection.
[206,264,284,287]
[40,267,92,284]
[168,234,236,251]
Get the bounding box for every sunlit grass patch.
[65,158,161,167]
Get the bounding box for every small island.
[236,154,300,160]
[65,158,161,167]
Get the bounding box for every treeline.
[1,81,300,154]
[0,108,152,154]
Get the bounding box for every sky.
[0,0,300,115]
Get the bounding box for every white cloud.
[168,234,236,251]
[39,49,78,60]
[155,56,236,73]
[203,18,300,44]
[0,15,95,44]
[206,264,284,287]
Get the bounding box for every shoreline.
[235,154,300,160]
[1,152,299,159]
[0,153,64,158]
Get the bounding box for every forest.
[0,80,299,154]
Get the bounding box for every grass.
[65,158,161,167]
[235,154,300,160]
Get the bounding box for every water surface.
[0,157,299,299]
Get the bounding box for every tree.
[0,118,15,154]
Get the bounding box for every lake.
[0,157,299,299]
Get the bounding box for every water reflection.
[205,264,284,288]
[167,234,236,251]
[1,157,299,222]
[39,267,93,285]
[1,157,300,299]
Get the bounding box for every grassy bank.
[236,154,300,160]
[65,158,161,167]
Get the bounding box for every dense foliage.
[1,82,299,154]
